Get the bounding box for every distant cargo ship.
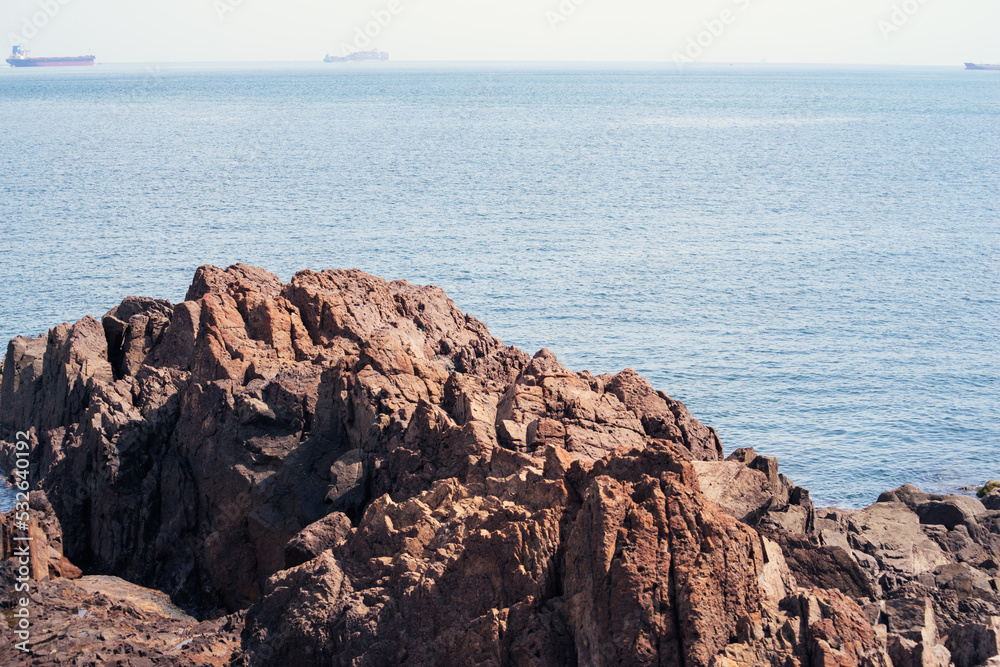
[965,63,1000,71]
[324,49,389,63]
[6,45,95,67]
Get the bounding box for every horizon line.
[2,58,979,68]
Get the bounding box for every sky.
[2,0,998,65]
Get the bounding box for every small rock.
[979,481,1000,498]
[692,460,773,523]
[917,496,986,530]
[284,512,353,569]
[984,489,1000,511]
[947,619,1000,667]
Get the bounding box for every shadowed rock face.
[0,264,996,666]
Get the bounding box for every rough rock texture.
[283,511,352,569]
[0,265,996,666]
[234,441,892,667]
[0,492,239,665]
[0,491,80,582]
[694,457,1000,667]
[0,567,241,665]
[983,491,1000,512]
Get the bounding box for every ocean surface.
[0,62,997,511]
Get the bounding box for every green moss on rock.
[977,480,1000,498]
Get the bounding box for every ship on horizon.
[6,45,95,67]
[964,62,1000,71]
[324,49,389,63]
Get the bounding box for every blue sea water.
[0,62,997,510]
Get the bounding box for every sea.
[0,62,997,511]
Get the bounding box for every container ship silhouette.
[965,63,1000,70]
[324,49,389,63]
[6,45,95,67]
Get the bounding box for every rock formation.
[0,264,997,666]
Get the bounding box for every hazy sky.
[2,0,998,64]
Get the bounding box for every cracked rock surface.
[1,265,997,666]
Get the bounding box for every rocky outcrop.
[0,264,996,666]
[0,566,241,666]
[0,491,239,665]
[694,454,1000,666]
[234,440,893,667]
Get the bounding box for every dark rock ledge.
[0,264,996,666]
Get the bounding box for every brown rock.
[846,501,952,579]
[0,265,995,665]
[692,460,774,523]
[0,265,536,613]
[883,597,939,644]
[0,334,46,434]
[795,589,893,667]
[236,439,893,666]
[917,497,987,530]
[0,567,240,666]
[887,634,951,667]
[985,490,1000,511]
[284,511,352,568]
[934,561,995,596]
[947,618,1000,667]
[563,444,761,667]
[0,490,80,581]
[770,532,878,599]
[696,450,812,533]
[605,368,723,460]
